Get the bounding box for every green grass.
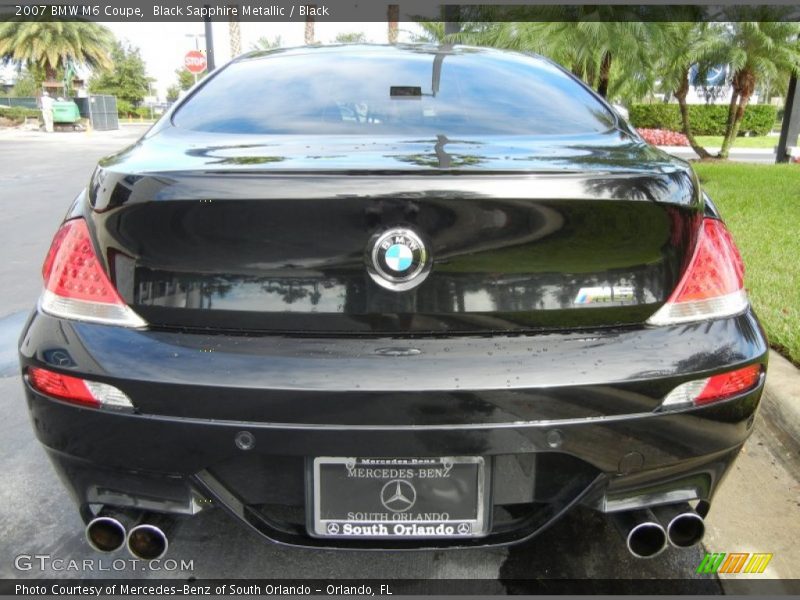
[694,163,800,364]
[693,135,795,150]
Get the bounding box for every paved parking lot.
[0,126,798,592]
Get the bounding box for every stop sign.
[184,50,207,74]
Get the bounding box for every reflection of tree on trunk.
[261,280,324,306]
[198,280,233,309]
[556,280,582,309]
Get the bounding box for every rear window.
[173,47,616,136]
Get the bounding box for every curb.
[656,146,776,154]
[761,350,800,450]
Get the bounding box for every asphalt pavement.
[0,126,797,592]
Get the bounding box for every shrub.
[630,104,682,131]
[115,98,134,117]
[637,128,689,146]
[115,101,151,119]
[0,106,41,123]
[630,103,777,136]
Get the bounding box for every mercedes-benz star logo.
[380,479,417,512]
[366,228,431,292]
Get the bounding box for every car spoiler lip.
[102,127,689,179]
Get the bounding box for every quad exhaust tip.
[85,508,171,560]
[611,509,668,559]
[85,516,127,553]
[614,503,706,558]
[653,503,706,549]
[627,519,668,559]
[127,524,169,561]
[667,512,705,548]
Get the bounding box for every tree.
[175,67,205,90]
[531,18,657,100]
[655,21,720,159]
[334,32,367,44]
[166,85,181,102]
[251,35,282,51]
[166,65,206,102]
[408,22,448,43]
[450,10,657,101]
[89,41,151,107]
[9,69,37,96]
[229,17,241,57]
[0,21,113,82]
[304,10,315,44]
[704,15,800,158]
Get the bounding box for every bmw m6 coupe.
[19,45,767,560]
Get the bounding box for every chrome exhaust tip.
[611,509,668,559]
[85,516,126,553]
[127,523,169,561]
[628,521,668,559]
[654,503,706,548]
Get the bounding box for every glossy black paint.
[22,311,766,428]
[20,45,770,549]
[83,46,702,334]
[86,134,701,334]
[19,305,767,547]
[89,134,701,332]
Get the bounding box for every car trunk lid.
[88,132,700,334]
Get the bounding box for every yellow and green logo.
[697,552,773,574]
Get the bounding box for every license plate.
[311,457,488,539]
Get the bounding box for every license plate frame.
[310,456,489,539]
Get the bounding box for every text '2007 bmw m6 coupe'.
[19,44,767,560]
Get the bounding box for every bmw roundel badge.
[367,228,431,291]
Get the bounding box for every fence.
[0,96,38,109]
[1,95,120,130]
[74,95,119,131]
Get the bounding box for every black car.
[19,45,767,560]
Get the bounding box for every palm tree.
[655,21,721,159]
[388,4,399,44]
[251,35,282,51]
[0,21,113,82]
[544,17,657,100]
[451,9,657,101]
[228,11,241,57]
[409,22,449,44]
[704,14,800,158]
[334,32,367,44]
[304,8,315,45]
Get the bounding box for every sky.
[106,21,420,100]
[0,21,423,100]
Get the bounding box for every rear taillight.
[661,364,763,409]
[647,218,748,326]
[27,367,134,410]
[39,219,146,328]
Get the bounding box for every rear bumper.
[19,309,768,548]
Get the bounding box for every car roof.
[235,43,543,64]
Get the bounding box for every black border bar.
[1,1,800,22]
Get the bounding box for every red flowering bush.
[637,128,690,147]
